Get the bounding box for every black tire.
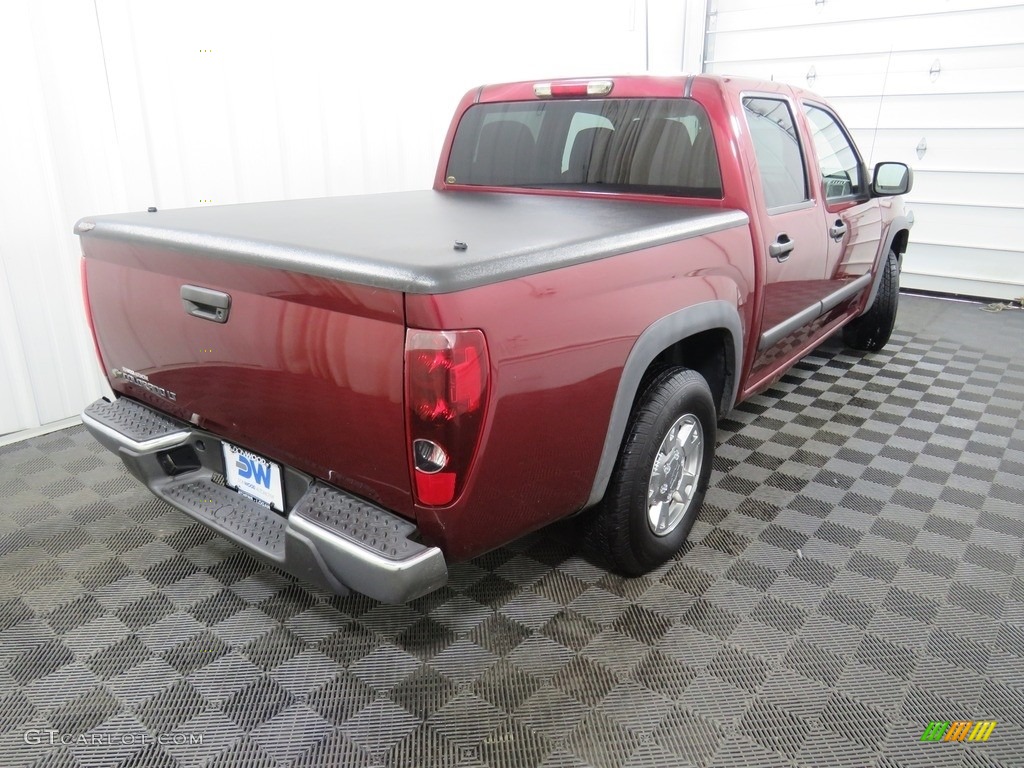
[583,368,716,576]
[843,249,900,352]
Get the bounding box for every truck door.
[742,95,831,378]
[801,102,883,315]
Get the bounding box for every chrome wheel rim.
[647,414,704,537]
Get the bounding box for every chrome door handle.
[769,234,794,261]
[829,219,847,241]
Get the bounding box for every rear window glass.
[446,98,723,199]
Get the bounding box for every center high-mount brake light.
[534,79,614,98]
[405,329,489,506]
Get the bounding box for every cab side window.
[742,97,808,210]
[803,105,863,201]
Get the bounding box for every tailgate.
[80,234,413,518]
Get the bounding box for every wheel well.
[890,229,910,259]
[634,329,734,417]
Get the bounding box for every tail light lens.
[405,329,489,506]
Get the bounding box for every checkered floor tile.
[1,295,1022,767]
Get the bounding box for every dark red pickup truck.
[78,75,912,603]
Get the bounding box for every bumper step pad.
[84,397,188,445]
[158,478,287,560]
[80,396,447,602]
[292,483,425,561]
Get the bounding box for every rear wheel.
[583,368,716,576]
[843,249,899,352]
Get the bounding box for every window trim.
[764,199,815,216]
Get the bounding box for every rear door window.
[742,97,809,210]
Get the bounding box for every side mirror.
[871,162,913,196]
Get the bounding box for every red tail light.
[405,329,489,506]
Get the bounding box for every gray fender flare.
[585,300,744,508]
[863,214,912,311]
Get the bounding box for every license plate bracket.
[222,442,286,512]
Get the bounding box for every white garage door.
[704,0,1024,301]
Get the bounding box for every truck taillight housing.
[405,329,489,506]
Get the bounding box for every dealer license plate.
[222,442,285,512]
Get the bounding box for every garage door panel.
[901,271,1020,300]
[909,203,1020,254]
[811,66,1022,99]
[706,57,890,95]
[911,171,1024,208]
[903,243,1022,300]
[707,44,1024,99]
[710,0,1023,31]
[709,60,1024,102]
[862,130,1024,173]
[709,8,1024,62]
[827,93,1024,131]
[706,1,1024,299]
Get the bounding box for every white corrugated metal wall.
[703,0,1024,301]
[0,1,119,439]
[2,0,710,439]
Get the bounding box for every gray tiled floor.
[1,294,1022,767]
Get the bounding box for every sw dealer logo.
[920,720,997,743]
[236,455,273,489]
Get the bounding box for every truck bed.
[76,191,747,294]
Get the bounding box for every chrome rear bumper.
[82,397,447,603]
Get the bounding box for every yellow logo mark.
[968,721,997,742]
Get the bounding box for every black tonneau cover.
[76,191,747,294]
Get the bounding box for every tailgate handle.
[181,285,231,323]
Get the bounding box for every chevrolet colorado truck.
[78,75,912,603]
